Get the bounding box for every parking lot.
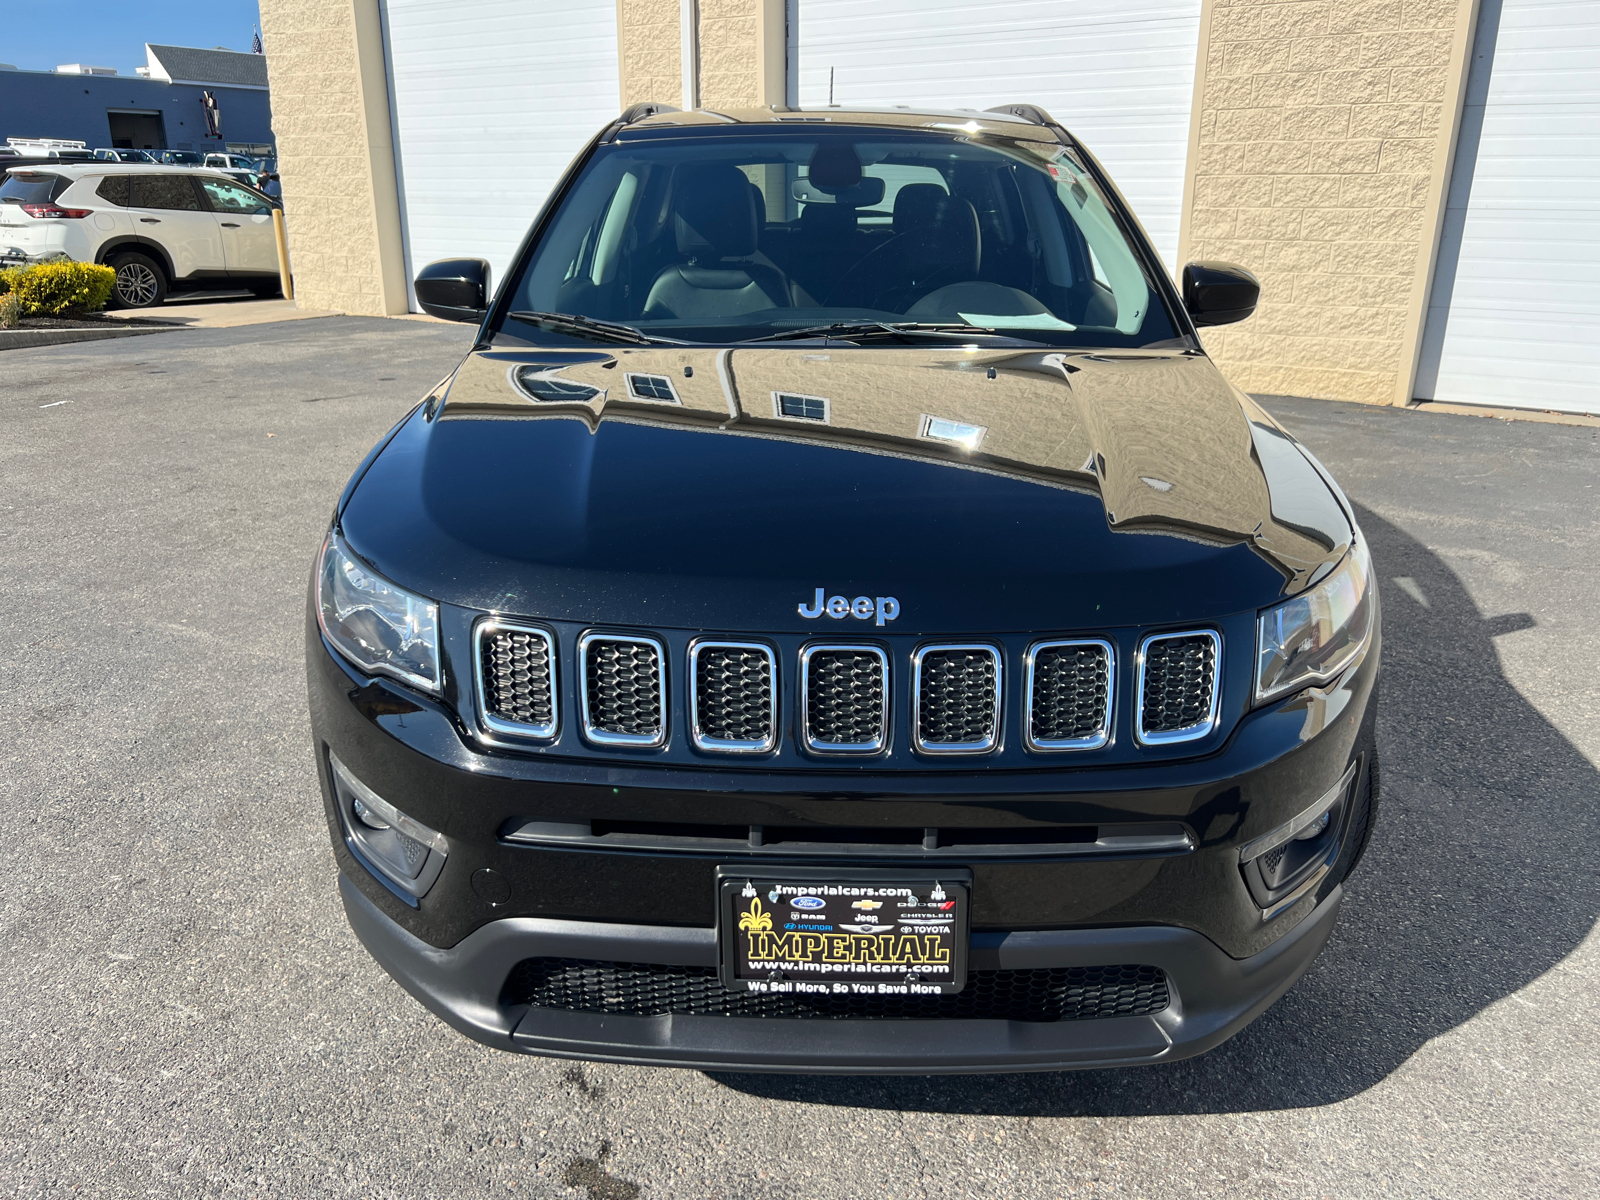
[1,318,1596,1197]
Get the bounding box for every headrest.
[897,191,981,278]
[893,183,950,235]
[673,164,759,258]
[800,202,857,236]
[806,142,863,192]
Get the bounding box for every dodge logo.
[798,588,900,626]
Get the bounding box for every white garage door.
[381,0,620,307]
[1414,0,1600,414]
[789,0,1202,272]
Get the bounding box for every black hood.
[340,344,1350,634]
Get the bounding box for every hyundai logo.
[798,588,900,626]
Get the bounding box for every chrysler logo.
[798,588,900,626]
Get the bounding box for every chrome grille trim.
[1135,629,1222,745]
[912,643,1002,754]
[799,644,889,754]
[578,632,668,748]
[1024,638,1114,752]
[688,640,778,754]
[473,619,559,741]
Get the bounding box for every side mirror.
[414,257,491,323]
[1182,261,1260,327]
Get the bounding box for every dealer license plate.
[718,872,970,996]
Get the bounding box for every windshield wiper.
[741,321,1008,344]
[506,310,683,346]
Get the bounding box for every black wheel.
[108,253,167,309]
[247,278,283,298]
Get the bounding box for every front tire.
[108,252,168,309]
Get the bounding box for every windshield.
[502,129,1179,348]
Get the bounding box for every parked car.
[156,150,204,166]
[0,163,282,307]
[309,102,1379,1074]
[93,148,157,163]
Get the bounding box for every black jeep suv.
[307,103,1379,1073]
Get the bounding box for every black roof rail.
[984,103,1057,128]
[618,102,680,125]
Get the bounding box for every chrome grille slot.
[801,645,888,753]
[579,633,666,747]
[914,644,1001,753]
[690,641,777,752]
[1137,630,1221,744]
[475,621,557,739]
[1026,638,1113,751]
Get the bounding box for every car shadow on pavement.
[709,504,1600,1115]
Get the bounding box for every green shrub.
[8,260,117,316]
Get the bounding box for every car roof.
[2,162,244,179]
[622,103,1063,139]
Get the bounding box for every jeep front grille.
[801,646,888,753]
[1137,630,1221,744]
[579,633,666,747]
[914,644,1000,753]
[690,642,777,752]
[476,622,557,739]
[1026,639,1113,751]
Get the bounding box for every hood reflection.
[438,343,1349,595]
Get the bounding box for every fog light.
[1239,758,1359,919]
[329,751,447,904]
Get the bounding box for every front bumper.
[310,597,1378,1072]
[342,872,1344,1073]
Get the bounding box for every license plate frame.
[716,866,972,997]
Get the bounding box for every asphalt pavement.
[1,319,1595,1198]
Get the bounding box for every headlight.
[316,532,441,693]
[1255,538,1373,704]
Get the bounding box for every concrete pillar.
[257,0,408,315]
[1178,0,1482,405]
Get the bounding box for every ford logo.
[790,895,826,910]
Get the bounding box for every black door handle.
[220,222,240,228]
[139,217,161,224]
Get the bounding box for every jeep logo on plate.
[798,588,900,626]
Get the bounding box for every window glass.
[95,175,131,206]
[199,178,268,213]
[130,176,201,210]
[0,172,67,205]
[505,129,1174,349]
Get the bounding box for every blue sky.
[1,1,264,76]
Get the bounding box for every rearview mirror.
[415,257,491,323]
[1182,261,1260,326]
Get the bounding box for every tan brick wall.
[259,0,406,315]
[698,0,760,110]
[1181,0,1479,404]
[619,0,683,108]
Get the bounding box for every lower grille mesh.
[693,645,774,746]
[505,959,1170,1022]
[1030,642,1111,744]
[480,628,554,730]
[1141,634,1217,735]
[584,639,663,738]
[917,648,998,747]
[805,649,886,748]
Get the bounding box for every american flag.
[250,26,263,54]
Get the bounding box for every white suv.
[0,163,282,308]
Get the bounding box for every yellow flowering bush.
[3,260,117,316]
